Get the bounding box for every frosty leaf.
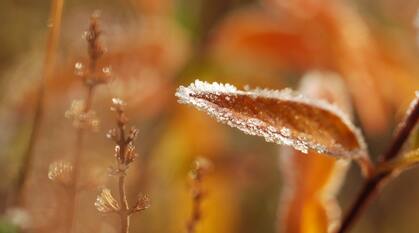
[176,80,367,158]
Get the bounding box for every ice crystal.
[175,80,367,158]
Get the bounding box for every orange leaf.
[280,149,346,233]
[176,80,367,158]
[279,73,352,233]
[210,8,327,70]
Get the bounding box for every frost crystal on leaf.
[175,80,367,158]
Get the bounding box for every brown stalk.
[66,14,104,233]
[14,0,64,206]
[118,174,130,233]
[116,107,130,233]
[337,97,419,233]
[99,99,149,233]
[186,158,210,233]
[66,92,93,233]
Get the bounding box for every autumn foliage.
[0,1,418,233]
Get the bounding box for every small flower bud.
[111,98,126,112]
[127,127,139,142]
[189,157,211,181]
[124,142,138,165]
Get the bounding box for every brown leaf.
[176,80,366,158]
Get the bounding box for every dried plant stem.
[186,191,203,233]
[65,13,106,233]
[66,86,96,233]
[15,0,64,205]
[118,169,130,233]
[337,98,419,233]
[95,99,150,233]
[186,158,210,233]
[117,122,130,233]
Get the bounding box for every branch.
[337,94,419,233]
[66,12,105,233]
[186,158,211,233]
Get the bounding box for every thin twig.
[118,174,130,233]
[14,0,64,206]
[66,87,95,233]
[186,158,211,233]
[115,106,130,233]
[66,13,105,233]
[337,96,419,233]
[97,98,149,233]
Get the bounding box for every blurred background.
[0,0,419,232]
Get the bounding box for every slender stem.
[381,98,419,161]
[116,111,130,233]
[66,14,104,233]
[118,174,130,233]
[14,0,64,206]
[66,128,83,233]
[105,100,148,232]
[186,192,202,233]
[337,97,419,233]
[186,159,209,233]
[336,174,387,233]
[66,86,95,233]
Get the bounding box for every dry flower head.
[95,188,120,213]
[65,99,100,131]
[48,160,74,186]
[131,194,151,213]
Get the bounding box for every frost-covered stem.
[66,13,104,233]
[15,0,64,207]
[116,112,130,233]
[118,173,130,233]
[66,85,95,233]
[186,159,209,233]
[337,97,419,233]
